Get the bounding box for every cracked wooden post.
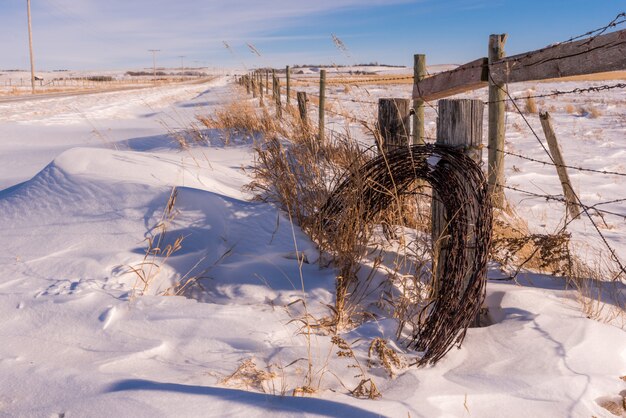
[272,69,276,100]
[412,54,426,145]
[539,111,581,220]
[274,74,282,119]
[297,92,308,125]
[318,69,326,144]
[433,99,484,294]
[286,65,291,106]
[377,98,411,154]
[258,71,264,106]
[488,34,507,208]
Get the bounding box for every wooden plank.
[491,28,626,84]
[412,57,488,101]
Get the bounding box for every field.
[0,68,223,97]
[0,67,625,417]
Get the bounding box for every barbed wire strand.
[492,74,626,277]
[486,145,626,177]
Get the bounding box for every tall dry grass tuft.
[244,107,378,327]
[128,187,184,298]
[197,100,285,145]
[241,99,433,331]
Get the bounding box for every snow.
[0,72,625,418]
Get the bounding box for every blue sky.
[0,0,623,71]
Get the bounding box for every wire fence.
[238,12,626,279]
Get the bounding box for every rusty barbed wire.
[493,75,626,276]
[484,83,626,104]
[499,183,626,221]
[562,12,626,45]
[293,78,626,109]
[486,145,626,177]
[321,144,492,366]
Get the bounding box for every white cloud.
[0,0,420,69]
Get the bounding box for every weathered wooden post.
[319,69,326,144]
[245,75,250,94]
[265,70,269,95]
[432,99,484,291]
[297,92,308,125]
[271,69,276,100]
[251,73,257,98]
[286,66,291,106]
[539,112,581,220]
[488,34,507,208]
[412,54,426,145]
[275,75,282,119]
[377,98,411,153]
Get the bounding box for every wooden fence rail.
[412,26,626,206]
[413,28,626,102]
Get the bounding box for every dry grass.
[491,206,625,324]
[245,113,375,327]
[579,105,603,119]
[524,95,538,114]
[222,358,277,393]
[540,70,626,82]
[491,211,573,275]
[331,335,381,399]
[197,100,285,144]
[367,337,403,377]
[128,187,183,298]
[198,92,433,335]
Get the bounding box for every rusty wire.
[321,144,492,366]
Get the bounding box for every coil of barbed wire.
[321,144,492,366]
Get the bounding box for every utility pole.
[27,0,36,94]
[148,49,160,83]
[178,55,185,81]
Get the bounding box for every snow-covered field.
[0,68,230,96]
[1,72,625,417]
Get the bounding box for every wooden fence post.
[488,33,507,208]
[275,75,282,119]
[432,99,484,291]
[539,112,581,220]
[271,69,276,100]
[412,54,426,145]
[319,69,326,144]
[245,75,250,94]
[265,70,269,95]
[258,72,264,106]
[252,73,257,98]
[378,98,411,153]
[297,92,308,125]
[286,66,291,106]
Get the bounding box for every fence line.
[236,13,626,277]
